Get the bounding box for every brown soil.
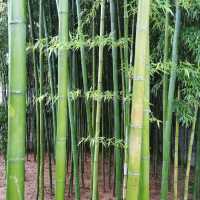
[0,154,193,199]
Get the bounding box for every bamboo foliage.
[126,0,150,199]
[6,0,27,199]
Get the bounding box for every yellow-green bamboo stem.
[92,1,105,199]
[161,2,181,199]
[55,0,69,199]
[163,0,170,133]
[6,0,26,199]
[184,106,198,200]
[139,31,150,200]
[38,1,44,199]
[126,0,150,199]
[109,0,122,198]
[174,89,180,200]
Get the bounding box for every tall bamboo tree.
[139,29,150,200]
[184,106,198,200]
[126,0,150,199]
[193,111,200,200]
[38,0,44,199]
[122,1,129,197]
[163,0,170,133]
[75,0,93,138]
[55,0,69,199]
[174,88,180,200]
[160,1,181,199]
[6,0,27,199]
[92,1,105,199]
[27,0,39,163]
[109,0,122,199]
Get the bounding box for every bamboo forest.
[1,0,200,199]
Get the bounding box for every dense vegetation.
[0,0,200,199]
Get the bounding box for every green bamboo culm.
[6,0,27,199]
[109,0,122,199]
[139,30,150,200]
[75,0,93,138]
[66,34,80,200]
[122,0,130,198]
[126,0,150,199]
[28,0,41,194]
[68,2,80,198]
[75,2,94,192]
[44,17,57,153]
[193,111,200,200]
[92,1,105,199]
[184,106,198,200]
[55,0,69,199]
[27,0,39,162]
[163,0,170,135]
[174,89,180,200]
[38,0,44,199]
[160,1,181,199]
[67,86,80,200]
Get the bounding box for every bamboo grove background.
[0,0,200,199]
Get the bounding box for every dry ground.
[0,154,193,199]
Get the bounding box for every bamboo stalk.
[38,0,44,199]
[193,111,200,200]
[126,0,150,199]
[109,0,122,199]
[75,0,93,139]
[43,10,57,153]
[174,88,180,200]
[6,0,27,198]
[67,57,80,200]
[184,106,198,200]
[27,0,40,162]
[139,26,150,200]
[92,1,105,199]
[160,1,181,199]
[163,0,170,134]
[55,0,69,199]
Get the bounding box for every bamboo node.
[133,75,144,81]
[7,158,25,162]
[130,123,142,129]
[58,11,68,14]
[128,171,140,176]
[57,96,66,100]
[56,137,67,142]
[56,180,65,183]
[9,19,26,25]
[142,156,150,160]
[137,26,149,32]
[10,90,26,96]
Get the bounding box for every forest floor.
[0,154,193,200]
